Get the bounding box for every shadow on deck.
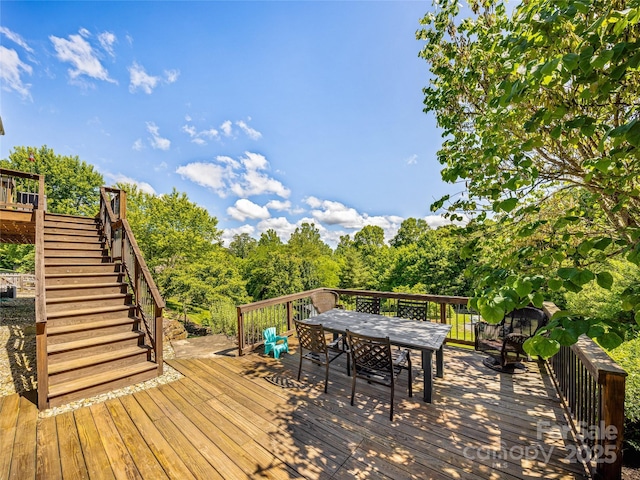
[0,338,590,479]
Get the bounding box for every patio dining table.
[304,308,452,402]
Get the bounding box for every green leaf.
[523,336,560,359]
[626,121,640,147]
[479,304,505,324]
[593,237,612,250]
[529,291,544,308]
[557,267,578,279]
[635,311,640,327]
[514,279,533,297]
[550,328,579,346]
[548,278,563,291]
[573,269,595,285]
[499,198,518,212]
[562,53,579,71]
[596,272,614,289]
[563,280,583,293]
[598,332,623,350]
[587,325,605,338]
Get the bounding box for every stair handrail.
[99,187,164,373]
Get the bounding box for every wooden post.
[38,173,46,211]
[439,303,447,324]
[119,189,126,220]
[155,305,163,375]
[597,371,626,480]
[237,307,245,356]
[34,209,49,409]
[286,301,293,333]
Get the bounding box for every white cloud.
[306,198,363,228]
[182,123,219,145]
[231,153,290,198]
[221,224,255,247]
[154,161,168,172]
[406,154,418,165]
[146,122,170,150]
[227,199,271,221]
[0,46,32,98]
[98,31,116,57]
[50,32,116,84]
[105,173,156,195]
[177,152,289,199]
[0,27,34,53]
[265,200,291,211]
[305,196,405,243]
[256,217,298,241]
[215,155,241,169]
[236,120,262,140]
[164,69,180,83]
[220,120,233,137]
[181,124,197,137]
[176,162,233,196]
[79,28,91,38]
[423,214,468,228]
[132,138,144,151]
[184,114,192,122]
[129,62,159,94]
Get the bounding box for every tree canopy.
[418,0,640,356]
[1,145,104,216]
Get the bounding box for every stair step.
[48,361,157,401]
[46,282,128,299]
[44,257,120,275]
[45,258,112,268]
[49,346,151,375]
[44,225,99,235]
[47,331,144,355]
[44,242,105,250]
[44,234,101,244]
[45,272,124,286]
[48,317,137,336]
[46,293,131,313]
[47,305,135,325]
[45,213,97,224]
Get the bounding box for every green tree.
[123,185,221,274]
[418,0,640,356]
[390,218,430,248]
[0,244,34,272]
[1,145,104,216]
[287,223,338,290]
[228,233,257,259]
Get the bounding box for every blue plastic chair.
[263,327,289,359]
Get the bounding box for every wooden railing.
[544,306,627,480]
[0,167,46,211]
[99,187,164,373]
[236,288,471,356]
[238,289,627,478]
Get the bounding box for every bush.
[209,299,238,337]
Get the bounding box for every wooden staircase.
[42,213,157,407]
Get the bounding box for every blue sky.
[0,1,457,246]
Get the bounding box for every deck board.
[1,345,591,479]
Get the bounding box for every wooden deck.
[1,343,591,479]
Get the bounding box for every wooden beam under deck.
[0,345,591,479]
[0,209,36,244]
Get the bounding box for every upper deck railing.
[237,288,627,479]
[0,167,46,211]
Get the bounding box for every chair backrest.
[310,290,339,314]
[396,299,427,321]
[263,327,277,343]
[294,320,328,353]
[346,330,393,375]
[507,307,547,337]
[356,296,381,315]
